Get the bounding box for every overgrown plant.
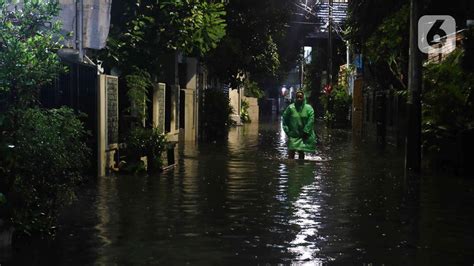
[201,88,234,141]
[423,49,474,153]
[240,99,251,123]
[4,108,90,237]
[345,3,410,98]
[204,0,291,89]
[159,0,227,55]
[243,79,264,99]
[364,6,409,90]
[125,67,152,125]
[0,0,66,110]
[0,1,90,238]
[124,127,167,173]
[102,0,226,77]
[320,84,352,127]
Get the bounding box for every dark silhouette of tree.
[204,0,295,88]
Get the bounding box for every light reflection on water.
[276,118,327,261]
[4,118,474,265]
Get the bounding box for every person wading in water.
[282,90,316,160]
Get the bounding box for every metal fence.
[40,62,98,173]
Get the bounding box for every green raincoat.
[282,100,316,153]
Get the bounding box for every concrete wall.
[98,75,106,177]
[229,88,242,125]
[242,96,259,123]
[152,83,166,133]
[163,53,180,143]
[230,86,260,124]
[183,89,196,141]
[167,84,180,142]
[98,74,119,177]
[183,57,198,141]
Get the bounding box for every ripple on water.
[5,120,474,265]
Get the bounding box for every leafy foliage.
[125,68,151,125]
[422,50,474,152]
[204,0,292,87]
[103,0,226,75]
[243,79,264,99]
[0,1,90,238]
[101,0,227,131]
[201,89,234,141]
[124,127,167,173]
[240,99,251,123]
[159,0,227,54]
[3,108,90,237]
[345,0,408,48]
[365,6,409,90]
[252,36,281,78]
[0,0,66,109]
[320,85,352,127]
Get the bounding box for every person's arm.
[282,106,290,135]
[303,105,315,137]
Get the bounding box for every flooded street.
[4,118,474,265]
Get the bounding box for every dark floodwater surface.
[3,119,474,265]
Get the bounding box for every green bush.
[240,99,251,123]
[201,88,234,141]
[243,79,264,99]
[0,1,92,239]
[125,67,151,125]
[423,50,474,153]
[320,85,352,127]
[333,85,352,124]
[124,127,167,173]
[0,0,65,110]
[1,107,90,237]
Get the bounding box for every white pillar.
[97,75,107,177]
[184,57,198,141]
[153,83,166,133]
[346,41,350,68]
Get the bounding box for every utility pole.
[346,40,350,68]
[327,0,333,87]
[300,58,304,89]
[405,0,422,176]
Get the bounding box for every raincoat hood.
[295,91,306,109]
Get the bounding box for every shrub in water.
[1,107,90,237]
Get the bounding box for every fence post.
[98,75,107,177]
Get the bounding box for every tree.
[101,0,227,78]
[345,0,408,49]
[364,6,410,91]
[98,0,227,127]
[204,0,294,88]
[346,0,474,91]
[0,0,65,110]
[423,50,474,152]
[345,0,409,92]
[345,0,474,174]
[0,0,90,238]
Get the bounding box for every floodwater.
[3,118,474,265]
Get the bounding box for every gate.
[41,62,98,174]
